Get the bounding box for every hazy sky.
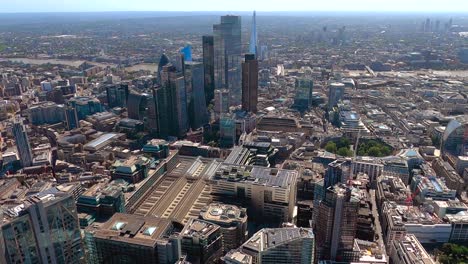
[1,0,467,13]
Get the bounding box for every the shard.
[249,11,258,58]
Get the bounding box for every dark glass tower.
[185,61,208,129]
[12,121,33,167]
[213,15,242,106]
[241,54,258,113]
[202,35,215,105]
[293,78,313,112]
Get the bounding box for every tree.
[337,147,352,157]
[367,146,382,157]
[325,142,337,153]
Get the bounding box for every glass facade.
[442,118,468,156]
[213,16,242,105]
[1,194,83,264]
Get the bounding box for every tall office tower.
[224,227,315,264]
[185,61,208,129]
[199,203,248,253]
[293,78,313,112]
[85,213,181,264]
[241,54,258,113]
[12,121,33,167]
[157,54,170,83]
[181,45,193,62]
[249,11,258,57]
[1,192,84,264]
[160,65,189,138]
[328,82,345,111]
[214,89,230,117]
[105,83,129,108]
[315,184,359,262]
[213,15,242,106]
[203,36,215,105]
[127,92,150,121]
[65,105,80,130]
[180,218,223,264]
[324,159,350,188]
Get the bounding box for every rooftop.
[242,228,314,252]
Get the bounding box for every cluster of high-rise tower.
[124,13,260,140]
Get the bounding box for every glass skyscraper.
[184,61,208,129]
[213,15,242,106]
[241,54,258,113]
[203,35,215,105]
[12,121,33,167]
[1,192,84,264]
[294,78,313,111]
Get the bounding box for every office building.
[376,175,410,207]
[213,15,242,105]
[226,227,315,264]
[181,44,193,62]
[351,157,384,186]
[126,91,149,121]
[215,89,230,117]
[211,164,298,223]
[1,191,83,264]
[328,82,345,111]
[65,105,80,130]
[12,121,33,167]
[220,115,236,148]
[157,54,170,82]
[381,202,452,247]
[67,96,103,120]
[160,65,189,138]
[27,101,66,125]
[315,184,359,262]
[324,159,350,188]
[185,61,208,129]
[442,116,468,156]
[111,156,150,184]
[390,234,435,264]
[199,203,248,252]
[85,213,181,264]
[410,175,456,204]
[105,83,129,108]
[241,54,258,113]
[249,11,258,57]
[180,218,223,264]
[40,80,53,91]
[293,78,313,112]
[76,180,126,219]
[382,157,410,185]
[203,35,215,104]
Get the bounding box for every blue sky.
[1,0,467,13]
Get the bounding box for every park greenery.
[436,243,468,264]
[325,138,392,157]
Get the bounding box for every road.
[370,189,387,257]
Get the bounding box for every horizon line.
[0,10,467,14]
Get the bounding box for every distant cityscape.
[0,8,467,264]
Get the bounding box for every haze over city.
[0,1,467,264]
[2,0,468,12]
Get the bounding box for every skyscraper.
[328,82,345,111]
[181,45,193,62]
[249,11,258,58]
[1,192,84,264]
[241,54,258,113]
[202,36,215,105]
[184,61,208,129]
[315,184,359,261]
[105,83,129,108]
[12,121,33,167]
[160,64,189,138]
[293,78,313,111]
[213,15,242,106]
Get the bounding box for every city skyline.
[1,0,468,13]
